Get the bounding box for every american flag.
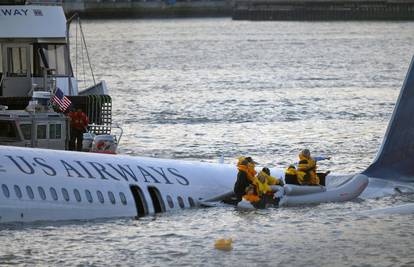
[52,88,72,112]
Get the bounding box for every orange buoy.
[214,238,233,251]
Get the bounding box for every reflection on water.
[1,18,414,266]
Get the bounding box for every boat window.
[97,190,104,204]
[119,192,127,205]
[14,185,22,199]
[188,197,195,207]
[50,187,58,201]
[167,195,174,209]
[0,121,18,141]
[7,47,28,77]
[20,124,32,140]
[85,189,93,203]
[38,186,46,200]
[37,125,47,139]
[26,186,34,200]
[33,44,69,76]
[108,191,116,204]
[2,184,10,198]
[74,189,81,202]
[62,188,70,202]
[177,196,185,209]
[49,124,62,139]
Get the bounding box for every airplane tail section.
[363,56,414,181]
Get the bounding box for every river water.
[1,19,414,266]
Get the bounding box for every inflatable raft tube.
[279,174,369,207]
[284,184,326,196]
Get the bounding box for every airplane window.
[26,186,34,199]
[166,195,174,209]
[188,197,195,207]
[177,196,185,209]
[74,189,81,202]
[97,190,104,204]
[2,184,10,198]
[119,192,127,205]
[85,190,93,203]
[108,191,116,204]
[62,188,70,202]
[14,185,22,199]
[38,186,46,200]
[50,187,58,201]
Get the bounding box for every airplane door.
[2,44,31,97]
[130,185,148,218]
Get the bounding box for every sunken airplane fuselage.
[0,146,239,222]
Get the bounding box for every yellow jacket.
[257,170,283,186]
[297,153,319,185]
[255,171,284,196]
[237,161,263,196]
[254,179,271,196]
[285,165,297,176]
[237,164,257,182]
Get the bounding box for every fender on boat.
[279,174,369,207]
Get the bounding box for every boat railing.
[68,95,112,135]
[0,94,113,136]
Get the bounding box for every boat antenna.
[66,13,97,88]
[78,17,96,86]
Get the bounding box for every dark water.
[1,19,414,266]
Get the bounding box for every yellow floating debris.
[214,238,233,251]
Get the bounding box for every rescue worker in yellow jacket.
[257,167,284,187]
[284,165,300,185]
[257,167,285,195]
[234,156,259,203]
[243,167,284,208]
[297,149,330,185]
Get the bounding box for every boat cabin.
[0,4,115,152]
[0,106,67,150]
[0,5,77,97]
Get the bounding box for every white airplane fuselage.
[0,145,285,223]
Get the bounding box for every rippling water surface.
[2,19,414,266]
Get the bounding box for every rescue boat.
[0,3,119,154]
[200,173,369,209]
